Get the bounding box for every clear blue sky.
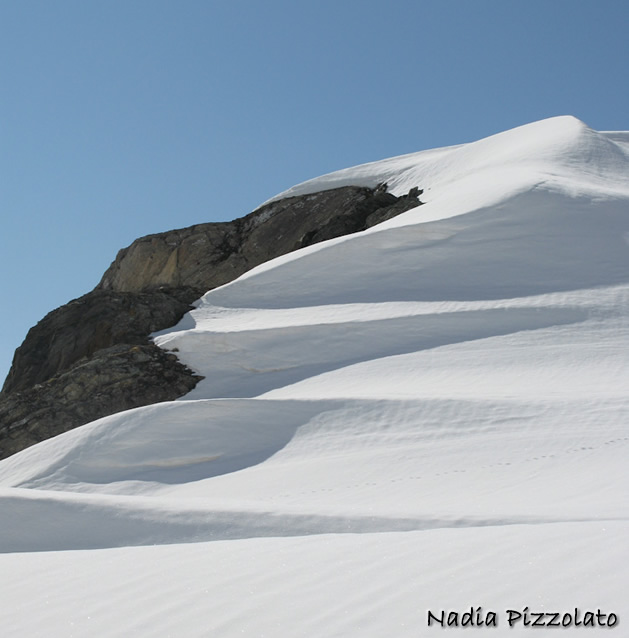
[1,0,627,385]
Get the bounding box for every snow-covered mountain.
[0,116,627,636]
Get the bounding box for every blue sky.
[1,0,628,385]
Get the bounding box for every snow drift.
[0,116,627,637]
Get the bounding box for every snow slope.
[0,116,627,637]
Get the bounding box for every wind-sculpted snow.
[1,117,627,637]
[1,484,624,553]
[269,116,629,203]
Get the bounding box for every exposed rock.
[0,184,423,459]
[98,184,422,293]
[2,287,202,395]
[0,343,202,459]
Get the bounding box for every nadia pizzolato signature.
[426,607,619,629]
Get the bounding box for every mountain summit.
[0,117,627,637]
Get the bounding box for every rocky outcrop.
[2,287,201,395]
[98,184,422,293]
[0,343,202,459]
[0,184,422,459]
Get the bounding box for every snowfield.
[1,116,627,636]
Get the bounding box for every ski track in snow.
[1,117,628,637]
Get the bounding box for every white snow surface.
[1,116,628,636]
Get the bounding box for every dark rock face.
[98,185,422,293]
[0,343,202,459]
[2,288,201,395]
[0,184,422,459]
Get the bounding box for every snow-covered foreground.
[1,117,627,636]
